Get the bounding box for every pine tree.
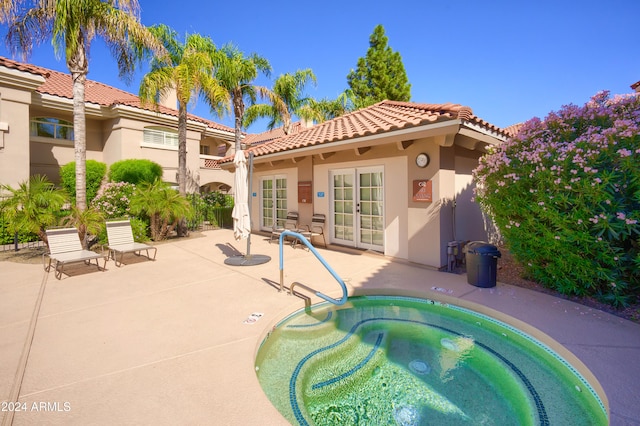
[347,25,411,108]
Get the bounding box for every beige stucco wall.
[0,86,32,188]
[104,117,221,192]
[406,139,447,267]
[454,148,488,244]
[249,133,491,269]
[1,65,236,194]
[29,112,105,184]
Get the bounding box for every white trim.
[199,154,223,160]
[140,142,179,152]
[0,66,46,90]
[31,135,74,146]
[460,121,507,143]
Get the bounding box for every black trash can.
[466,242,501,288]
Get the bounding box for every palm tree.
[3,0,164,214]
[61,205,104,248]
[304,94,354,123]
[0,175,67,246]
[244,69,316,135]
[0,0,16,21]
[139,24,229,197]
[129,179,192,241]
[210,43,273,153]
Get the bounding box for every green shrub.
[129,180,192,241]
[209,206,233,228]
[0,215,39,244]
[96,217,150,245]
[1,175,68,244]
[187,193,206,230]
[109,159,163,185]
[202,191,234,207]
[186,192,234,230]
[473,91,640,307]
[59,160,107,203]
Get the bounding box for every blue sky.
[1,0,638,133]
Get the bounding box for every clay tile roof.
[0,56,234,133]
[242,121,307,145]
[222,100,508,162]
[0,56,49,77]
[502,122,524,138]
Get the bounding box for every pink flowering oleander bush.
[473,91,640,307]
[91,182,135,219]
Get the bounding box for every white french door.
[330,167,384,251]
[260,176,287,230]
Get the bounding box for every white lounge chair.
[44,227,107,280]
[106,219,157,267]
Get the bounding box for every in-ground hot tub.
[255,293,607,425]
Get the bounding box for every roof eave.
[251,119,464,163]
[0,66,46,91]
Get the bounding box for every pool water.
[255,296,607,425]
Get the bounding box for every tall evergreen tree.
[346,24,411,109]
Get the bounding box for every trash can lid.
[467,241,501,257]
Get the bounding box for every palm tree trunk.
[68,44,88,212]
[177,103,188,236]
[283,115,291,135]
[178,103,187,196]
[68,40,89,248]
[233,90,244,153]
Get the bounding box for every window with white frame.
[143,127,178,147]
[30,117,74,141]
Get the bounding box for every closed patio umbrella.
[232,150,250,241]
[225,150,270,266]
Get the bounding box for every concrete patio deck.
[1,229,639,425]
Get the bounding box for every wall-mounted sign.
[317,192,325,198]
[412,180,432,202]
[298,181,312,203]
[252,192,257,197]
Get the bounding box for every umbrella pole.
[246,151,254,256]
[224,150,269,266]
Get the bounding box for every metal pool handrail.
[279,230,347,306]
